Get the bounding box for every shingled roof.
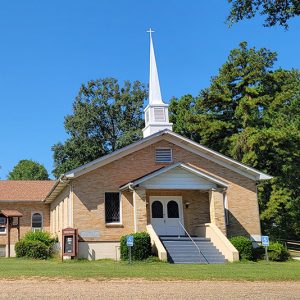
[0,180,55,201]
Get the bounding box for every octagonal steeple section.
[143,29,173,138]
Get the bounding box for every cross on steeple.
[147,28,155,37]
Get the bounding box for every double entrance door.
[150,196,184,236]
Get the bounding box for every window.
[0,216,6,234]
[105,192,121,223]
[151,201,163,218]
[155,148,172,163]
[167,201,179,218]
[32,213,43,231]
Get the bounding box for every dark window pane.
[0,217,6,226]
[32,213,42,228]
[0,227,5,233]
[152,201,163,218]
[105,193,120,223]
[167,201,179,218]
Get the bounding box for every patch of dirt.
[0,279,299,299]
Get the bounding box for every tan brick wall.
[71,139,261,241]
[0,202,50,247]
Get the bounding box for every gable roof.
[120,162,228,191]
[0,180,55,202]
[45,129,272,203]
[63,129,272,181]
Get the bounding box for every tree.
[8,160,49,180]
[52,78,147,178]
[227,0,300,28]
[169,42,300,239]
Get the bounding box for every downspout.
[128,183,137,233]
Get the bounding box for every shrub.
[120,232,151,261]
[15,231,57,259]
[15,240,49,259]
[230,236,253,260]
[268,242,290,262]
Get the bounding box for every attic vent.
[155,148,172,163]
[154,108,166,122]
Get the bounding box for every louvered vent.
[154,108,166,122]
[155,148,172,162]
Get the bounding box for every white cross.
[147,28,155,38]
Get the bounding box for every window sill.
[105,223,124,228]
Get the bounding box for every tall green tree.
[170,42,300,239]
[227,0,300,29]
[52,78,147,178]
[8,160,49,180]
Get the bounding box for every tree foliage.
[170,42,300,239]
[52,78,147,178]
[227,0,300,28]
[8,159,49,180]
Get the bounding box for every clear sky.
[1,0,300,179]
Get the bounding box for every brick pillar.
[134,188,147,232]
[209,189,226,235]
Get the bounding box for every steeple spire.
[143,29,173,138]
[147,28,163,104]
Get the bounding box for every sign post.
[126,235,134,264]
[261,235,269,261]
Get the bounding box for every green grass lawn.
[0,258,299,281]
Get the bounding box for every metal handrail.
[178,220,209,264]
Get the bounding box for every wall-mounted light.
[185,202,190,209]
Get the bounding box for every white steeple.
[143,28,173,138]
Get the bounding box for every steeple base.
[143,123,173,138]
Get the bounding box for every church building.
[0,31,272,263]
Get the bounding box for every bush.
[230,236,253,260]
[120,232,151,261]
[268,242,290,262]
[15,240,49,259]
[15,231,57,259]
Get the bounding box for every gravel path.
[0,279,299,299]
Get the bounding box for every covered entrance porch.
[120,163,238,263]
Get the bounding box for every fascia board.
[164,134,272,181]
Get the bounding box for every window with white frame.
[155,148,172,163]
[0,216,6,234]
[105,192,121,224]
[32,212,43,231]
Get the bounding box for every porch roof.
[0,210,23,217]
[119,162,228,191]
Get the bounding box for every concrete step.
[160,236,226,264]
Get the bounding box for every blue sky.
[1,0,300,179]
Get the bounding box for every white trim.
[62,130,271,181]
[31,211,43,231]
[120,163,228,190]
[46,130,272,203]
[104,192,122,225]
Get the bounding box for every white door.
[150,196,184,236]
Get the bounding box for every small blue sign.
[261,235,269,247]
[126,235,134,247]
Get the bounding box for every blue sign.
[126,235,134,247]
[261,235,269,247]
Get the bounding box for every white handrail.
[178,220,209,264]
